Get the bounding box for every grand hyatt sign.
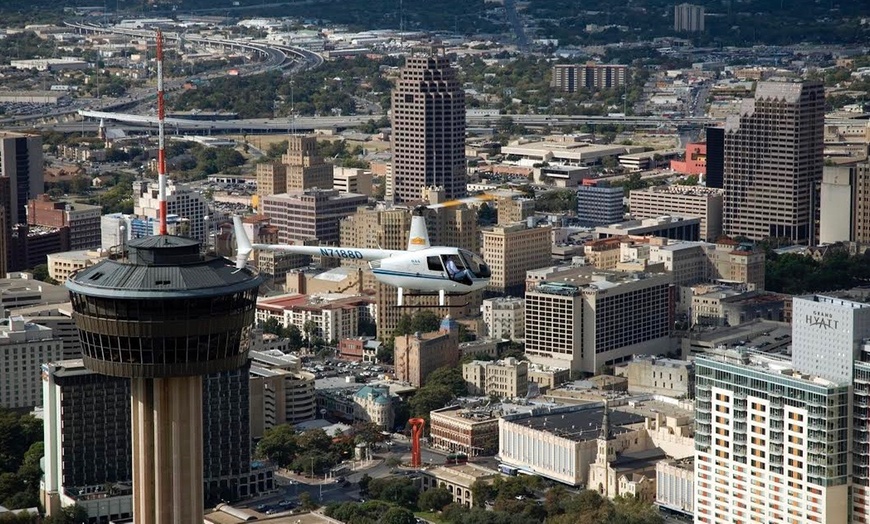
[805,310,840,330]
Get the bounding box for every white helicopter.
[234,197,492,306]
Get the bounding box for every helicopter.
[233,197,493,306]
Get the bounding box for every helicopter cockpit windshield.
[458,249,491,279]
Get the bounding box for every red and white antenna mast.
[156,29,168,235]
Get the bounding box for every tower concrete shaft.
[132,377,204,523]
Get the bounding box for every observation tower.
[66,236,261,522]
[65,30,262,523]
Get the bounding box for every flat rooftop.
[686,319,792,354]
[425,463,499,487]
[504,405,646,442]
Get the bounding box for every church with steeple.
[586,401,661,502]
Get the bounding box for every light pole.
[203,215,210,253]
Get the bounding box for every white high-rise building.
[133,180,220,242]
[694,350,850,524]
[0,316,63,409]
[674,3,705,32]
[480,297,525,340]
[791,295,870,383]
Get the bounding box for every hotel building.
[524,267,672,373]
[694,350,849,524]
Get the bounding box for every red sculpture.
[409,417,426,468]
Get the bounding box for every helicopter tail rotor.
[233,216,253,269]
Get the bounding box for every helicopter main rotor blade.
[427,194,498,210]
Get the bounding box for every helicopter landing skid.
[395,287,469,308]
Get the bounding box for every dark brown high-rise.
[390,53,466,204]
[723,81,824,243]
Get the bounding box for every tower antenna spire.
[156,29,168,235]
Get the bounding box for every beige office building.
[390,53,466,203]
[248,350,316,438]
[255,163,286,204]
[463,357,529,399]
[333,166,373,196]
[1,317,63,409]
[629,186,724,242]
[482,223,552,295]
[820,161,870,244]
[497,197,535,225]
[480,297,525,340]
[723,81,825,242]
[283,135,333,191]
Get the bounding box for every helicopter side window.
[443,255,472,284]
[427,256,444,272]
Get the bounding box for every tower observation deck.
[66,235,261,523]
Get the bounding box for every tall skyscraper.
[723,81,825,243]
[390,53,467,204]
[66,236,261,523]
[674,3,705,32]
[0,132,43,225]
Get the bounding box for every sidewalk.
[275,458,383,485]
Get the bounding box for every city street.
[236,440,449,514]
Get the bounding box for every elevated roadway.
[0,22,323,127]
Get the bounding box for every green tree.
[418,487,453,512]
[376,345,394,365]
[409,385,453,422]
[379,506,415,524]
[43,505,88,524]
[393,311,442,338]
[255,424,297,467]
[358,473,372,495]
[297,428,332,454]
[69,176,91,195]
[352,422,386,445]
[425,366,467,396]
[367,477,419,508]
[30,265,50,283]
[299,492,319,511]
[477,202,497,226]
